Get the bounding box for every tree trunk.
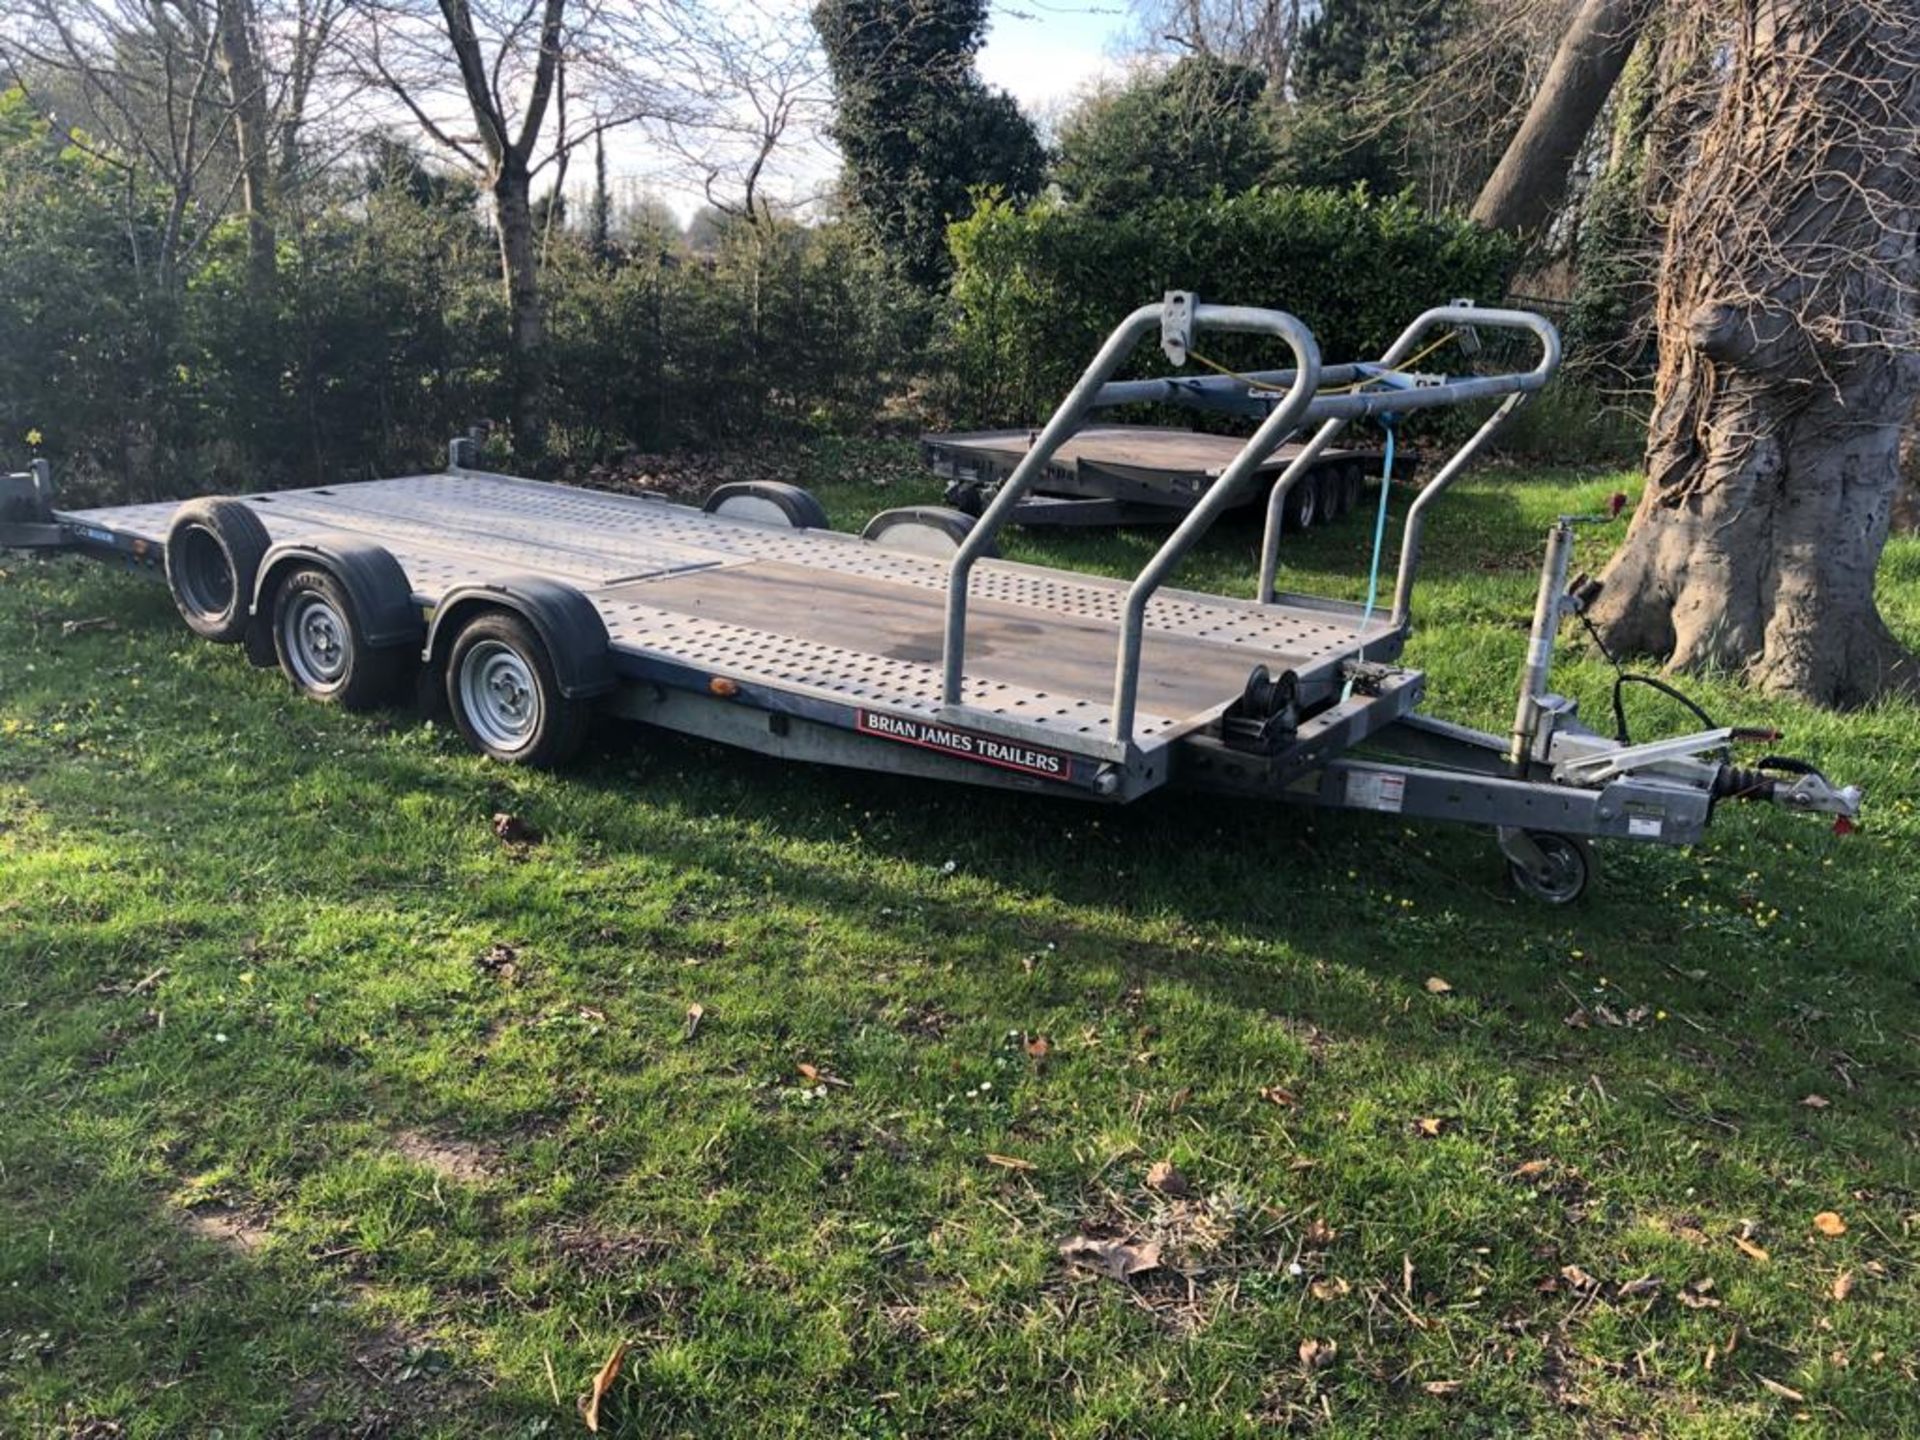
[1470,0,1655,234]
[494,163,549,459]
[213,0,277,296]
[1896,396,1920,534]
[1589,0,1920,707]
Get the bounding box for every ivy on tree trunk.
[1590,0,1920,706]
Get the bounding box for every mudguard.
[253,534,423,648]
[424,576,614,699]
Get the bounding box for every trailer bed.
[62,470,1402,760]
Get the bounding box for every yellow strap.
[1186,330,1462,397]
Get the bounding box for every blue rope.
[1358,420,1396,628]
[1342,419,1397,702]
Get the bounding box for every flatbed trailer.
[1,295,1859,903]
[920,425,1414,529]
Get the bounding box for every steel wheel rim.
[1514,837,1585,904]
[177,527,235,620]
[459,639,541,752]
[1296,482,1317,529]
[283,591,350,691]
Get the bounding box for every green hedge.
[942,187,1519,425]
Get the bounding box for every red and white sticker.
[856,709,1069,779]
[1345,770,1406,814]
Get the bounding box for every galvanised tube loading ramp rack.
[1,294,1859,903]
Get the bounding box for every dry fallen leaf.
[1757,1376,1806,1403]
[579,1339,628,1433]
[1025,1034,1050,1060]
[796,1062,850,1088]
[1512,1159,1552,1180]
[1563,1007,1591,1029]
[1812,1211,1847,1238]
[1422,1379,1463,1396]
[1303,1216,1337,1247]
[1416,1117,1445,1138]
[1424,976,1453,995]
[683,1003,704,1039]
[1678,1277,1721,1310]
[1832,1270,1854,1302]
[985,1153,1037,1172]
[1259,1085,1297,1108]
[1560,1263,1601,1292]
[1734,1235,1771,1263]
[1298,1337,1337,1373]
[1146,1159,1190,1198]
[1617,1274,1662,1299]
[1060,1234,1161,1282]
[1801,1093,1831,1110]
[1310,1276,1351,1301]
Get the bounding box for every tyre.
[1318,466,1347,523]
[270,566,406,710]
[1343,464,1364,518]
[165,498,270,643]
[1503,831,1593,905]
[444,611,590,768]
[861,506,995,559]
[1282,473,1320,532]
[703,481,829,529]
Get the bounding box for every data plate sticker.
[856,710,1070,779]
[1345,770,1406,813]
[1628,814,1663,839]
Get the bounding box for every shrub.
[941,187,1518,426]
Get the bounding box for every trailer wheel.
[1343,464,1364,518]
[1283,474,1319,533]
[271,566,405,710]
[1503,831,1592,905]
[703,481,829,530]
[1318,466,1347,523]
[862,506,996,559]
[445,611,589,768]
[165,499,270,643]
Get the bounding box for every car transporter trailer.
[921,425,1415,530]
[0,295,1859,903]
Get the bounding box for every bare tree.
[343,0,681,456]
[2,2,237,288]
[1588,0,1920,704]
[1,0,349,292]
[1470,0,1654,233]
[1137,0,1302,97]
[661,1,829,225]
[213,0,279,290]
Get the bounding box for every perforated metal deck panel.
[62,472,1402,752]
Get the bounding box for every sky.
[975,1,1130,125]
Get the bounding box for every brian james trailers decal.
[856,709,1070,779]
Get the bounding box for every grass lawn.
[1,441,1917,1438]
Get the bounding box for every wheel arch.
[425,576,614,700]
[253,534,424,649]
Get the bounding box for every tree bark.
[433,0,566,459]
[1589,0,1920,707]
[214,0,277,295]
[1470,0,1655,234]
[1896,396,1920,533]
[493,161,549,457]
